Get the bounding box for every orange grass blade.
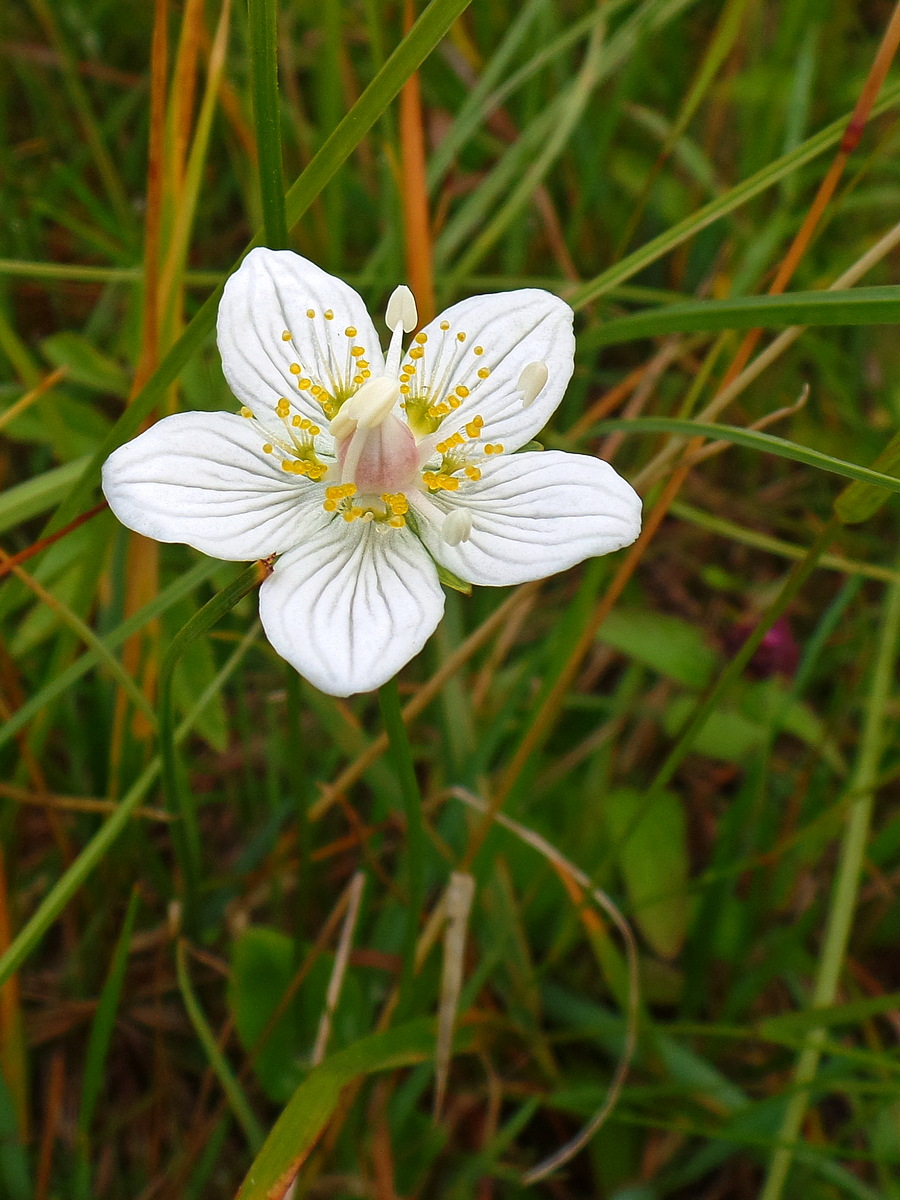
[400,0,435,322]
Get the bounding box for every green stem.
[248,0,289,249]
[378,676,425,1014]
[759,563,900,1200]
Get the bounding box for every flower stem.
[759,565,900,1200]
[378,676,425,1014]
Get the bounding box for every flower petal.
[418,450,641,586]
[217,248,385,427]
[258,519,445,696]
[412,290,575,452]
[101,411,323,560]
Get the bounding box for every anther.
[518,361,549,407]
[440,321,450,331]
[442,508,472,546]
[456,332,467,342]
[385,285,417,333]
[306,308,315,318]
[289,363,301,375]
[474,346,484,356]
[282,330,292,341]
[325,309,334,320]
[477,368,490,379]
[240,406,253,418]
[345,326,357,337]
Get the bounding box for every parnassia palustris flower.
[102,249,641,696]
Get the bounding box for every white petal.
[216,248,384,427]
[419,451,642,587]
[413,290,575,452]
[101,411,323,560]
[258,519,445,696]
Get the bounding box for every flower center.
[327,375,420,527]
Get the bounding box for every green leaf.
[597,608,718,688]
[236,1019,471,1200]
[0,1067,31,1200]
[662,694,766,761]
[603,787,690,959]
[594,416,900,495]
[758,990,900,1041]
[40,332,129,396]
[834,429,900,525]
[587,286,900,346]
[436,563,472,595]
[248,0,287,249]
[177,942,265,1150]
[73,889,141,1199]
[227,928,302,1104]
[0,457,90,535]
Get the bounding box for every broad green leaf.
[603,787,690,959]
[0,390,110,460]
[236,1019,471,1200]
[588,285,900,346]
[598,608,718,688]
[663,696,765,761]
[871,1102,900,1164]
[40,331,129,396]
[227,928,303,1104]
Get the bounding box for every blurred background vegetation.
[2,0,900,1196]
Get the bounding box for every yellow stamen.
[282,330,292,341]
[478,367,490,379]
[306,308,315,318]
[240,406,253,418]
[289,363,301,375]
[474,346,484,356]
[345,326,357,337]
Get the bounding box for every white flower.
[102,249,641,696]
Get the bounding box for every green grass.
[3,1,900,1197]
